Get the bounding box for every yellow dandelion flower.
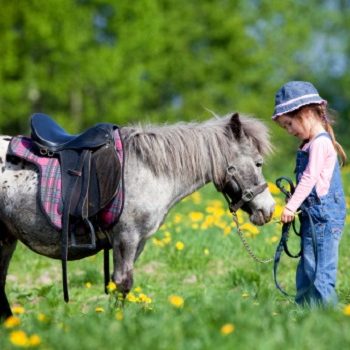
[85,282,92,288]
[190,191,202,204]
[204,215,215,225]
[37,313,47,322]
[12,305,25,315]
[208,199,223,207]
[189,212,204,222]
[206,206,217,213]
[95,307,105,313]
[215,220,227,229]
[236,211,244,224]
[168,295,184,308]
[268,182,280,195]
[139,293,152,304]
[273,204,284,218]
[240,223,259,235]
[4,316,21,329]
[160,224,167,231]
[107,281,117,293]
[126,293,138,302]
[162,235,172,245]
[269,235,279,244]
[9,330,28,347]
[342,304,350,316]
[223,226,232,236]
[241,292,249,298]
[175,241,185,251]
[213,208,225,217]
[152,238,165,247]
[201,222,209,230]
[28,334,41,347]
[220,323,235,335]
[201,216,214,229]
[116,310,124,321]
[173,214,183,224]
[134,286,142,293]
[204,248,209,256]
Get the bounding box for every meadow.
[1,169,350,350]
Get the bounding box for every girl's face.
[277,114,308,140]
[277,107,323,141]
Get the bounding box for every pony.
[0,112,275,319]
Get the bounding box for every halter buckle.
[242,189,254,202]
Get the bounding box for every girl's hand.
[281,207,295,223]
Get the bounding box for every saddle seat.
[31,113,115,152]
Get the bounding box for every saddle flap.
[59,149,89,218]
[88,143,121,215]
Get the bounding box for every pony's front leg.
[111,232,140,296]
[0,228,17,320]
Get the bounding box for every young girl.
[272,81,347,306]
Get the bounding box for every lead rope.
[231,212,273,264]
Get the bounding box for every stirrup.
[70,219,97,250]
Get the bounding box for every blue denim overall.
[295,133,346,306]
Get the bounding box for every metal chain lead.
[231,213,273,264]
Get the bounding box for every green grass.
[2,170,350,349]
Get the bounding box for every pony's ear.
[229,113,242,139]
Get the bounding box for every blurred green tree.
[0,0,348,171]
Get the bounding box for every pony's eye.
[256,161,263,167]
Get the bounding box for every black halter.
[215,165,273,264]
[219,165,268,213]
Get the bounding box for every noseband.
[219,165,268,213]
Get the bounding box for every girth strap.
[60,149,97,302]
[104,248,110,294]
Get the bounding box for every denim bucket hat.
[272,81,326,120]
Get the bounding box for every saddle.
[30,113,121,301]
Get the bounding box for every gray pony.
[0,112,274,319]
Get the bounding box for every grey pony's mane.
[121,113,272,184]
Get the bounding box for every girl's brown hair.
[291,104,346,166]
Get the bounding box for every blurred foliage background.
[1,0,349,172]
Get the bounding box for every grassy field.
[1,168,350,349]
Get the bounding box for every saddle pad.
[8,130,124,231]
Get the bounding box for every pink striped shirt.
[286,134,337,213]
